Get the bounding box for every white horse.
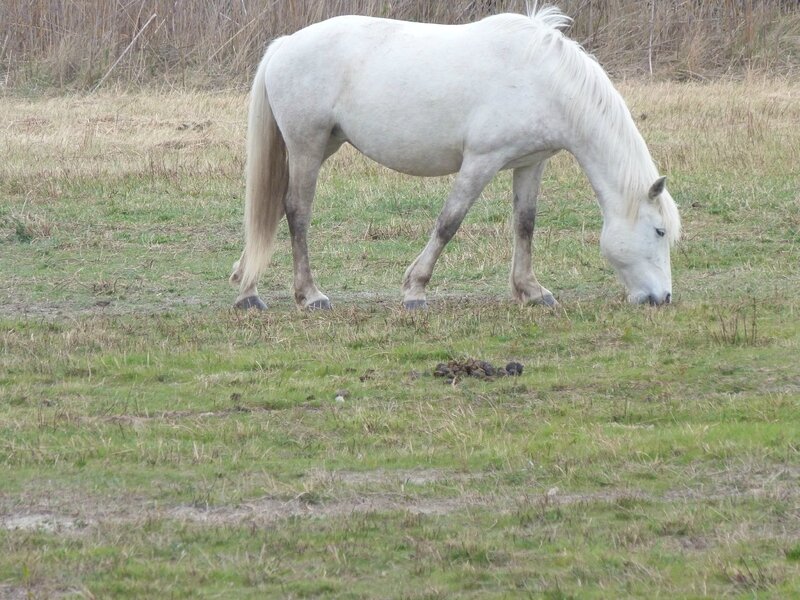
[230,5,681,310]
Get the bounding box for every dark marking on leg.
[435,217,460,245]
[514,194,537,239]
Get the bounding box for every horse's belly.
[342,127,463,177]
[352,144,461,177]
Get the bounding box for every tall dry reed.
[2,0,799,90]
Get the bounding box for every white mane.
[485,4,681,242]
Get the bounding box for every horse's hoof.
[403,299,428,311]
[519,293,558,308]
[234,295,267,310]
[540,293,558,308]
[307,298,332,310]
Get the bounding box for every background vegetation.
[2,0,800,91]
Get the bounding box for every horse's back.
[264,14,563,175]
[267,14,534,101]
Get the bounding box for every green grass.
[1,82,799,598]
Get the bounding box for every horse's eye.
[655,228,666,238]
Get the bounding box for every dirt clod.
[505,362,523,376]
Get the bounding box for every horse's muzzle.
[646,292,671,306]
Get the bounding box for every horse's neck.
[567,114,657,221]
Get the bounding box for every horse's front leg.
[402,157,498,309]
[510,162,557,307]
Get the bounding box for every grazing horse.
[230,5,681,310]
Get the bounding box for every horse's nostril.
[647,294,658,306]
[665,293,672,304]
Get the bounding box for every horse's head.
[600,177,679,306]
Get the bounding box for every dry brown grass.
[1,91,246,197]
[2,78,797,194]
[2,0,799,90]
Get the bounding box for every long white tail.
[231,38,289,294]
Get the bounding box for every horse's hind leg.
[510,162,557,307]
[284,143,336,310]
[230,252,266,309]
[402,156,499,309]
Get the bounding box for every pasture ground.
[1,81,799,598]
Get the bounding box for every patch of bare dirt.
[94,405,272,426]
[3,465,798,535]
[0,584,83,600]
[0,585,36,600]
[167,494,472,526]
[0,296,210,320]
[1,513,91,533]
[0,292,531,320]
[307,468,482,487]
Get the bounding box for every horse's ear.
[648,176,667,200]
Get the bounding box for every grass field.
[1,80,799,598]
